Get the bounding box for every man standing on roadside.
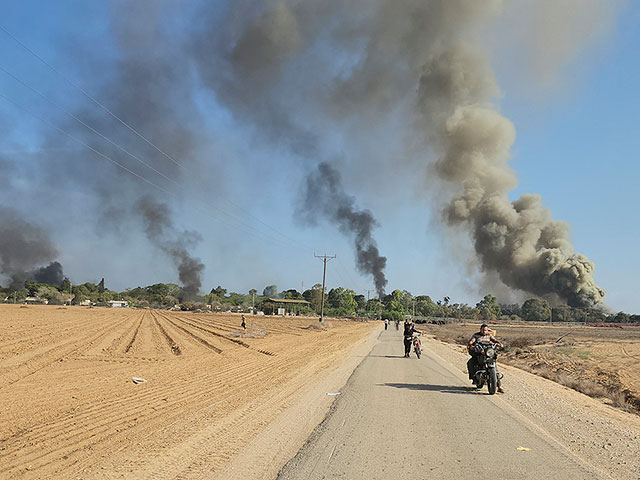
[241,315,246,330]
[384,318,389,330]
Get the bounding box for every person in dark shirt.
[403,321,421,357]
[467,324,504,392]
[241,315,246,330]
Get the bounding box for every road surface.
[278,327,609,479]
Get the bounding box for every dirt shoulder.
[423,335,640,480]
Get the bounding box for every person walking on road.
[403,321,421,357]
[384,318,389,330]
[241,315,246,330]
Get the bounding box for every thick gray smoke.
[0,206,64,289]
[3,1,613,305]
[300,162,387,298]
[185,0,609,307]
[19,1,209,289]
[136,195,204,300]
[30,261,65,285]
[414,28,605,307]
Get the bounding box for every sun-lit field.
[0,304,375,479]
[423,322,640,411]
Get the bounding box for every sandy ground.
[0,305,378,479]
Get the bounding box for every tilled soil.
[0,305,376,479]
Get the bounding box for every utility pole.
[314,253,336,323]
[366,289,374,319]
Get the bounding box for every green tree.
[59,277,72,294]
[354,294,366,312]
[303,284,324,312]
[282,289,302,299]
[476,294,501,321]
[521,298,551,322]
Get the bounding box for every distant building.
[263,298,310,316]
[108,300,129,308]
[24,296,48,305]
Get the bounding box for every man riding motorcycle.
[468,324,504,392]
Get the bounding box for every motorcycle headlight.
[485,347,495,358]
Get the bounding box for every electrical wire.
[0,23,317,253]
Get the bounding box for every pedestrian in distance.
[241,315,246,330]
[384,318,389,330]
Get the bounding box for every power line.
[0,93,311,252]
[0,23,317,253]
[0,67,319,253]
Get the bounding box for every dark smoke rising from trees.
[0,206,64,289]
[193,0,607,307]
[20,2,209,290]
[3,1,613,305]
[300,162,387,298]
[136,195,204,300]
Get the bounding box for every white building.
[108,300,129,308]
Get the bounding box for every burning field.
[0,305,375,479]
[423,322,640,412]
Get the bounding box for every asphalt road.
[277,327,608,480]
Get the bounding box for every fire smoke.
[136,195,204,300]
[300,162,387,298]
[0,206,65,289]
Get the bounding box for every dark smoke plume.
[415,37,605,307]
[136,195,204,300]
[300,162,387,298]
[31,261,65,285]
[0,206,64,289]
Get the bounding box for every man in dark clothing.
[241,315,246,330]
[467,324,504,392]
[403,321,421,357]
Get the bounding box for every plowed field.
[0,305,375,479]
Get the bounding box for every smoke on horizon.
[136,195,204,300]
[0,206,65,290]
[300,162,387,298]
[1,0,616,306]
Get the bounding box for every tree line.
[1,278,638,323]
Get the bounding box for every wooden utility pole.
[366,289,374,319]
[314,253,336,322]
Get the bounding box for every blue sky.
[0,1,638,313]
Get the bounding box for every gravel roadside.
[423,335,640,480]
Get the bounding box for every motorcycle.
[413,334,422,359]
[471,342,503,394]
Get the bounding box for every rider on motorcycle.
[468,324,504,392]
[403,320,421,357]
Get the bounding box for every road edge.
[209,324,382,480]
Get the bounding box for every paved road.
[278,327,608,480]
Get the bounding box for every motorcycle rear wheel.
[415,346,421,359]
